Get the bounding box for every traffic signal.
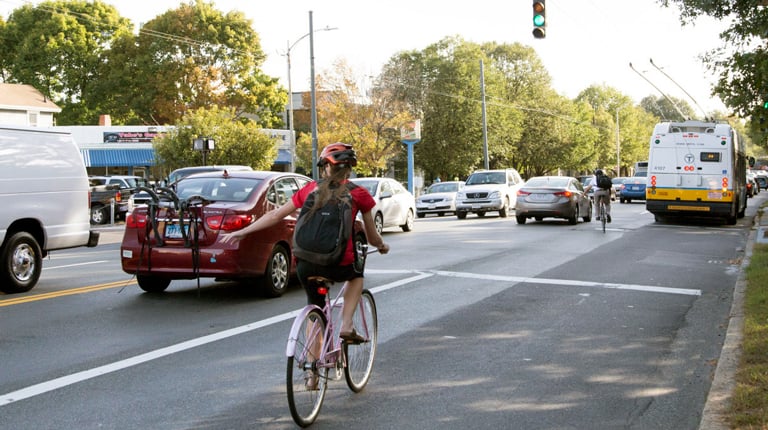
[532,0,546,39]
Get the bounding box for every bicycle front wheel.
[601,202,606,233]
[344,289,378,392]
[287,309,328,427]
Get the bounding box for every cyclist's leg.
[602,192,611,221]
[341,276,364,337]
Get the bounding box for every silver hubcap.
[271,252,288,290]
[12,243,35,282]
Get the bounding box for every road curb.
[698,208,759,429]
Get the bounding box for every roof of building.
[0,83,61,112]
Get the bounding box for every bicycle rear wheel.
[287,309,328,427]
[600,200,606,233]
[344,289,378,392]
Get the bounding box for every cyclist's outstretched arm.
[360,210,389,254]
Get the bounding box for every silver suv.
[455,169,524,219]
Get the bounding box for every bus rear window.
[700,152,721,162]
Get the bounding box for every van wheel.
[261,244,290,297]
[516,215,526,224]
[137,275,171,292]
[0,232,42,293]
[457,211,468,219]
[91,206,107,224]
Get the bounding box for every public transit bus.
[645,120,748,225]
[634,160,648,176]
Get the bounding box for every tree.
[639,95,695,122]
[659,1,763,140]
[153,106,278,173]
[0,0,133,124]
[110,0,285,126]
[297,59,411,177]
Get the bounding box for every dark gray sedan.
[515,176,592,225]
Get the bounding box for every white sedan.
[350,177,416,233]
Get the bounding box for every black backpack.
[293,182,356,266]
[596,173,612,190]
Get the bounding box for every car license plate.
[428,204,436,209]
[632,186,639,191]
[530,194,549,201]
[472,204,481,209]
[164,223,189,239]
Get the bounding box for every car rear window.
[428,183,459,193]
[525,177,569,188]
[177,177,260,202]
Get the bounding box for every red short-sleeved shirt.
[292,180,376,266]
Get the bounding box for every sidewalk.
[698,206,764,429]
[92,223,125,245]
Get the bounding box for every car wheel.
[567,211,578,225]
[456,211,467,220]
[438,212,445,217]
[261,244,290,297]
[0,232,42,294]
[401,210,414,232]
[477,212,486,218]
[583,202,592,222]
[374,212,384,234]
[620,198,626,204]
[90,206,107,224]
[137,275,171,293]
[516,215,526,224]
[417,213,426,218]
[535,217,543,221]
[498,198,509,218]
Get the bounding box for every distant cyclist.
[584,168,612,223]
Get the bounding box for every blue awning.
[275,148,292,165]
[81,148,155,167]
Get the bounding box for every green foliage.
[153,106,277,173]
[660,0,768,145]
[0,0,133,124]
[117,0,286,126]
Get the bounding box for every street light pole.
[282,16,337,179]
[616,108,621,176]
[310,10,319,180]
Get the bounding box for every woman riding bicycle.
[584,168,612,223]
[221,142,389,341]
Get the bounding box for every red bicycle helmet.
[317,142,357,167]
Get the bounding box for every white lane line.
[432,270,702,296]
[0,272,429,407]
[42,261,109,271]
[0,269,695,407]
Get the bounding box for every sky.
[0,0,733,116]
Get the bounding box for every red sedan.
[121,170,314,297]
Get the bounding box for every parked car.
[455,168,524,219]
[747,171,758,197]
[90,175,148,192]
[753,169,768,190]
[415,181,465,218]
[120,170,352,297]
[350,177,416,233]
[515,176,591,225]
[619,177,647,203]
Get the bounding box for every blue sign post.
[402,139,419,195]
[400,120,421,195]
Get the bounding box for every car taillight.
[115,191,122,202]
[553,191,572,197]
[517,190,531,196]
[206,214,252,231]
[126,211,147,228]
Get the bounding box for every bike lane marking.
[0,269,698,406]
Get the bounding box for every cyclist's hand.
[377,242,390,255]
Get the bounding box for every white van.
[0,126,99,293]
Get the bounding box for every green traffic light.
[533,14,545,27]
[763,100,768,109]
